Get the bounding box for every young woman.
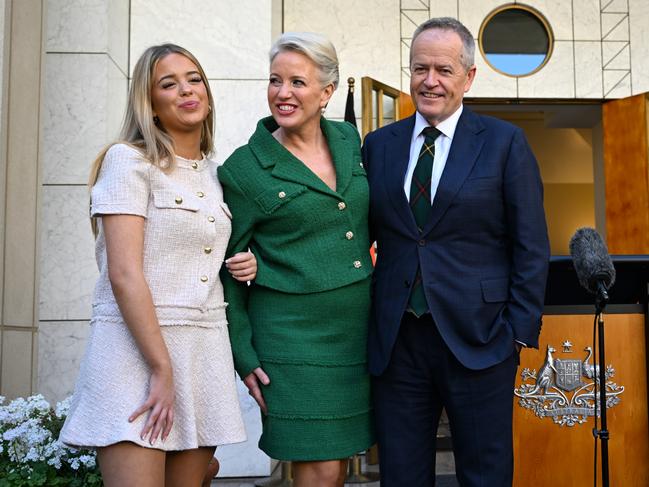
[60,44,254,487]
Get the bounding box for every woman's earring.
[153,115,160,124]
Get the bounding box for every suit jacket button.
[419,239,426,246]
[404,280,411,287]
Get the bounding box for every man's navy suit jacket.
[362,107,550,375]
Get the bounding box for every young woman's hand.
[129,366,175,444]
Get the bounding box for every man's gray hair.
[411,17,475,71]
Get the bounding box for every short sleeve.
[91,144,151,218]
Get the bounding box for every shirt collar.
[413,104,464,140]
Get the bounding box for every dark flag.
[344,77,357,127]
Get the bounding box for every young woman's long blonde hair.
[89,43,215,235]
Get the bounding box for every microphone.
[569,228,616,300]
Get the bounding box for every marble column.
[0,0,45,400]
[38,0,129,402]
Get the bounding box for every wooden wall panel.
[602,95,649,253]
[513,314,649,486]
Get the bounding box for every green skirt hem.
[259,410,374,461]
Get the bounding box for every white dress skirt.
[60,145,246,450]
[60,319,245,450]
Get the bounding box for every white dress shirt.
[403,105,464,202]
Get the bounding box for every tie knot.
[422,126,441,141]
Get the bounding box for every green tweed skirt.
[248,276,374,461]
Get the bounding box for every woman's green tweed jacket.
[218,116,373,378]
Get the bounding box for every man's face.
[409,29,476,126]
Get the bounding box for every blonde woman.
[60,44,254,487]
[219,33,374,486]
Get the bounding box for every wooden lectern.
[513,256,649,486]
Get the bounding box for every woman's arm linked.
[218,163,269,413]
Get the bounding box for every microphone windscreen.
[569,227,616,294]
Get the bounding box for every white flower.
[43,439,67,469]
[78,454,96,468]
[0,395,50,428]
[0,394,98,478]
[25,394,50,415]
[3,417,52,463]
[54,396,72,419]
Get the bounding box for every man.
[362,17,550,486]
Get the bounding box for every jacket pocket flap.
[481,277,509,303]
[254,183,307,214]
[152,189,200,211]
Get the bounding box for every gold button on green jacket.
[218,116,373,377]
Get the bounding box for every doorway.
[468,101,604,255]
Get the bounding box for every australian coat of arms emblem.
[514,341,624,426]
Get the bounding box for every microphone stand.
[594,281,610,487]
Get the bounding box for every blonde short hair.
[269,32,339,89]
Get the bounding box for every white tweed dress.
[60,144,246,450]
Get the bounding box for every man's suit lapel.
[383,116,418,232]
[422,108,485,235]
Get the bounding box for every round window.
[479,5,553,77]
